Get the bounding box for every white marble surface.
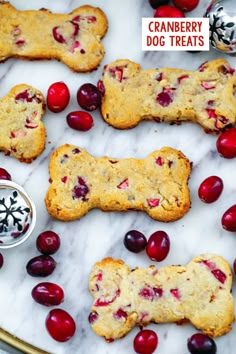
[0,0,236,353]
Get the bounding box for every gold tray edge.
[0,327,51,354]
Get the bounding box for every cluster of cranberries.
[46,81,101,131]
[149,0,199,18]
[198,127,236,232]
[26,230,76,342]
[124,229,170,262]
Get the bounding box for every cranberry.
[46,308,76,342]
[26,255,56,277]
[72,177,89,200]
[47,82,70,113]
[154,5,185,18]
[149,0,169,9]
[66,111,94,131]
[173,0,199,12]
[221,204,236,232]
[187,333,217,354]
[216,128,236,159]
[0,168,12,180]
[233,259,236,274]
[32,282,64,306]
[146,231,170,262]
[124,230,147,253]
[36,231,61,255]
[133,329,158,354]
[198,176,223,203]
[0,253,4,269]
[77,83,101,111]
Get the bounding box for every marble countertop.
[1,0,236,353]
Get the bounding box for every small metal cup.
[205,0,236,54]
[0,180,36,249]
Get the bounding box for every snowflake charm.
[0,189,31,238]
[205,0,236,54]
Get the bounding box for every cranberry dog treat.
[99,58,236,133]
[0,84,45,162]
[45,144,191,222]
[0,2,108,72]
[89,255,234,340]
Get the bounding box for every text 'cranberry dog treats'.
[89,255,234,340]
[0,84,45,162]
[45,144,191,222]
[99,58,236,133]
[0,2,108,72]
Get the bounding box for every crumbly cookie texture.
[45,144,191,222]
[89,255,234,340]
[0,84,45,162]
[99,58,236,133]
[0,2,108,72]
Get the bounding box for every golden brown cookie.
[45,144,191,222]
[0,2,108,72]
[98,58,236,133]
[89,255,234,340]
[0,84,45,162]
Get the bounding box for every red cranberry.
[46,308,76,342]
[47,82,70,113]
[154,5,185,17]
[146,231,170,262]
[66,111,94,131]
[133,329,158,354]
[221,204,236,232]
[187,333,217,354]
[77,83,101,111]
[26,255,56,277]
[0,253,4,269]
[233,259,236,274]
[0,168,12,180]
[173,0,199,12]
[36,231,61,255]
[32,282,64,306]
[124,230,147,253]
[216,128,236,159]
[149,0,169,9]
[198,176,223,203]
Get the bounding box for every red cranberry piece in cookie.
[52,27,66,43]
[216,128,236,159]
[88,311,99,324]
[146,231,170,262]
[222,204,236,232]
[187,333,217,354]
[46,309,76,342]
[154,5,185,18]
[66,111,94,131]
[198,176,223,203]
[36,231,61,255]
[211,269,226,284]
[47,82,70,113]
[133,329,158,354]
[124,230,147,253]
[156,87,174,107]
[77,83,101,111]
[173,0,199,12]
[0,168,12,180]
[72,177,89,200]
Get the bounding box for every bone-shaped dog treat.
[99,58,236,133]
[0,2,108,72]
[0,84,45,162]
[89,255,234,340]
[45,144,191,222]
